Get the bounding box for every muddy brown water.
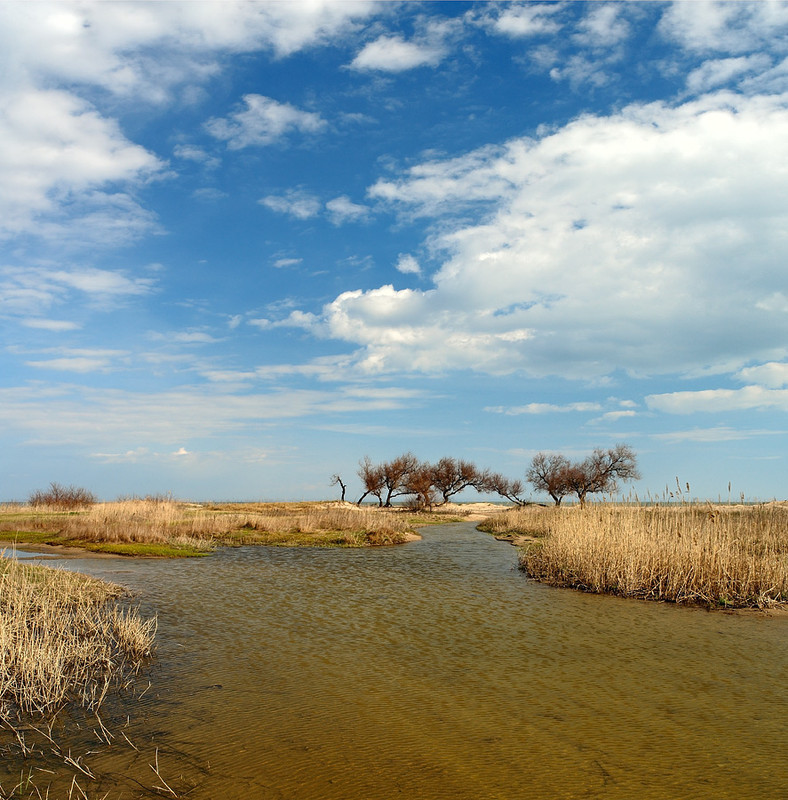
[4,522,788,798]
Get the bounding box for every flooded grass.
[0,556,156,717]
[481,502,788,608]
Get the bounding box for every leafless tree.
[330,474,347,502]
[564,443,640,506]
[480,471,529,506]
[526,453,572,506]
[430,457,486,505]
[404,463,438,511]
[379,452,420,507]
[356,456,385,506]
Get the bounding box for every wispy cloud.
[259,190,322,220]
[486,402,602,415]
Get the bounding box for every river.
[4,522,788,798]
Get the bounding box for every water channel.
[5,522,788,798]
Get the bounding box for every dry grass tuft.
[0,556,156,719]
[482,502,788,608]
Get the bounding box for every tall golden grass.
[0,499,418,550]
[0,556,156,718]
[485,503,788,608]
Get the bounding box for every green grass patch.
[0,530,64,544]
[61,540,210,558]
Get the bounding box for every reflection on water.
[5,523,788,798]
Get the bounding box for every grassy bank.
[480,502,788,608]
[0,499,469,556]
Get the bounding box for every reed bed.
[0,556,156,719]
[485,503,788,608]
[0,500,418,553]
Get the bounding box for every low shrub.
[29,483,97,511]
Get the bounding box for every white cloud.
[659,1,788,56]
[321,93,788,380]
[24,348,126,373]
[395,254,421,275]
[205,94,326,149]
[174,144,220,169]
[351,35,445,71]
[0,89,163,241]
[481,3,563,38]
[0,383,426,447]
[485,402,602,415]
[326,195,370,225]
[21,319,81,332]
[260,190,322,220]
[646,386,788,414]
[736,362,788,388]
[686,54,773,93]
[0,2,380,97]
[573,3,631,49]
[26,357,111,373]
[1,266,156,318]
[653,426,782,444]
[273,257,303,269]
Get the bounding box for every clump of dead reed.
[490,502,788,608]
[0,556,156,719]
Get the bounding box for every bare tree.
[565,443,640,506]
[480,471,529,506]
[404,463,438,511]
[430,457,485,505]
[526,453,572,506]
[330,474,347,502]
[380,452,420,507]
[356,456,384,506]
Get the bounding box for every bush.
[29,482,97,510]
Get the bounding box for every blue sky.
[2,1,788,502]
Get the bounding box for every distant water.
[4,523,788,799]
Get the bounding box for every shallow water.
[5,523,788,798]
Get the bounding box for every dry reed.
[487,503,788,608]
[0,556,156,719]
[0,499,417,550]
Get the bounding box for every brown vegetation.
[481,502,788,608]
[0,556,155,718]
[0,499,440,555]
[526,444,640,506]
[28,483,97,511]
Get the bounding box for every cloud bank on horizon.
[1,1,787,501]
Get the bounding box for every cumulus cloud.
[351,35,445,71]
[0,89,163,241]
[205,94,326,149]
[395,254,421,275]
[350,16,460,72]
[315,93,788,380]
[0,2,378,246]
[736,362,788,388]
